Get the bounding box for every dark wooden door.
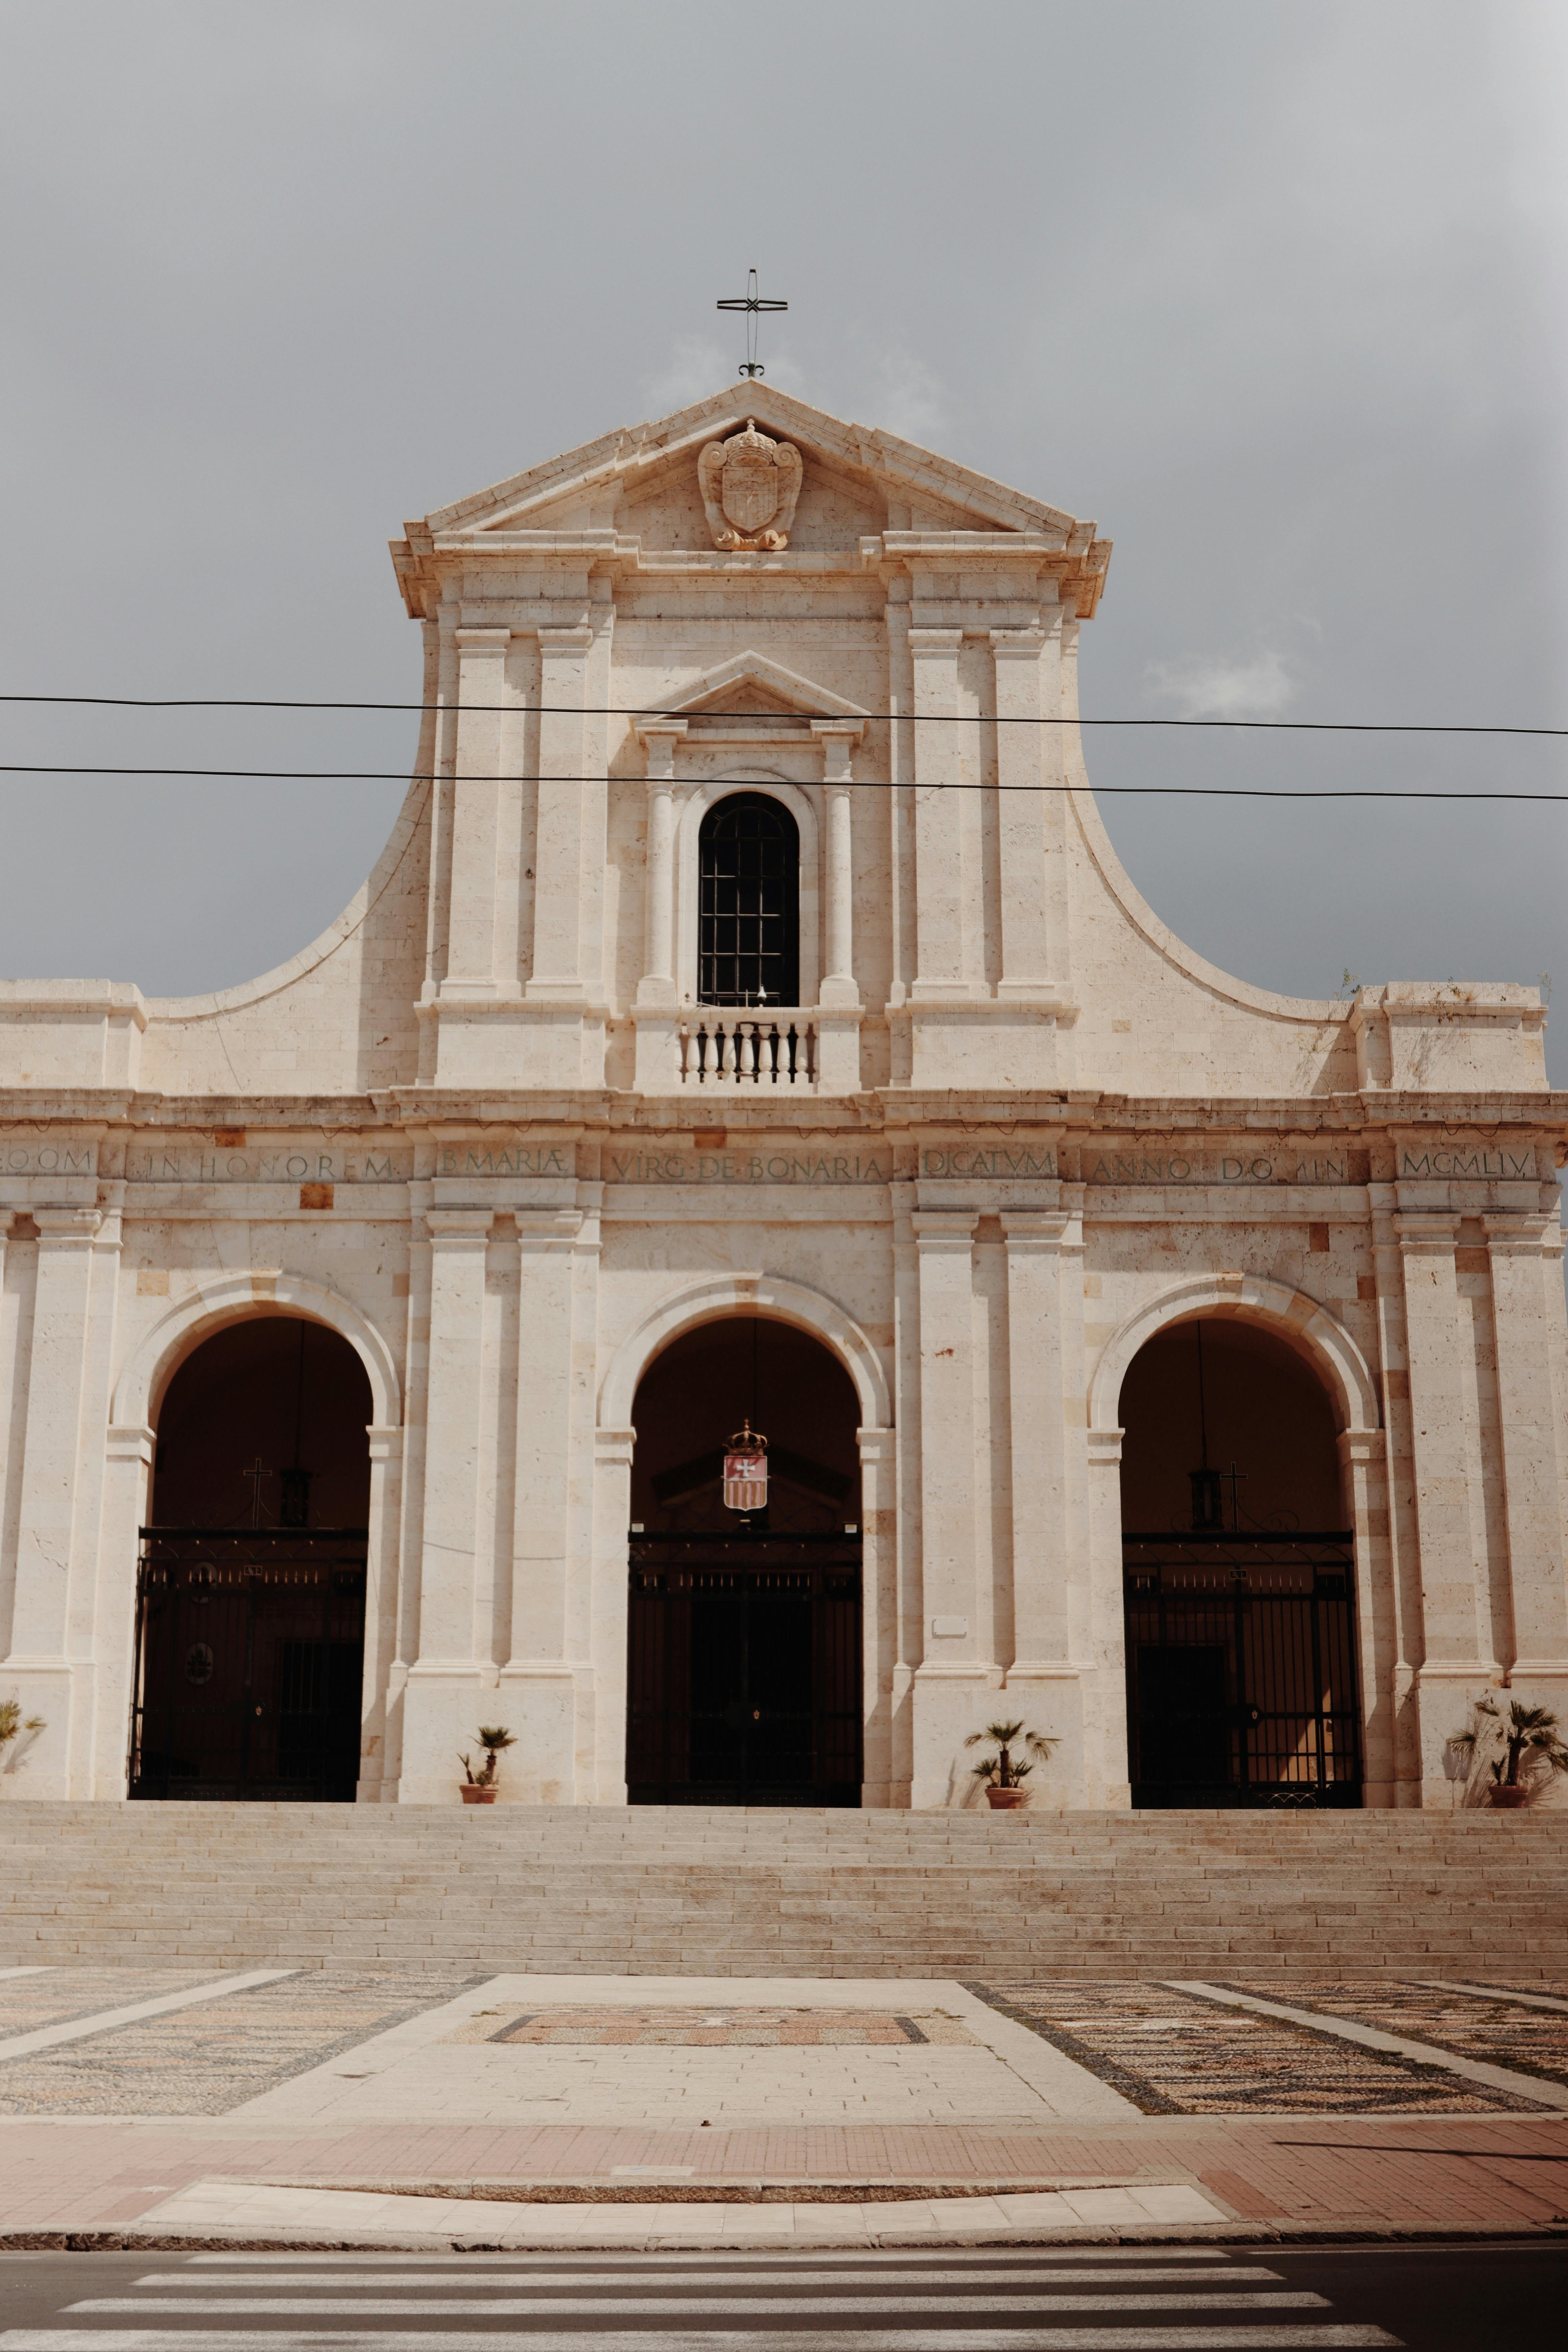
[628,1536,861,1805]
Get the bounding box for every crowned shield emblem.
[721,1421,769,1512]
[697,420,804,551]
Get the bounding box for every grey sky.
[2,1,1564,1073]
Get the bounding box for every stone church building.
[1,384,1564,1813]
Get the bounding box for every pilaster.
[858,1425,898,1808]
[441,626,510,996]
[590,1424,635,1805]
[1484,1211,1568,1675]
[528,624,594,1001]
[3,1206,102,1799]
[1397,1212,1498,1800]
[909,1207,991,1806]
[400,1206,493,1802]
[1084,1422,1132,1805]
[498,1206,584,1801]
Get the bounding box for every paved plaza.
[0,1963,1565,2246]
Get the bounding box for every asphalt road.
[0,2239,1562,2349]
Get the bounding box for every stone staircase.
[1,1803,1562,1977]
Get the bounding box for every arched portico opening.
[626,1315,863,1806]
[130,1315,372,1803]
[1118,1315,1363,1809]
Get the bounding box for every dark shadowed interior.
[1119,1316,1342,1533]
[630,1316,861,1533]
[151,1316,372,1529]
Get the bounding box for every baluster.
[714,1022,730,1082]
[738,1022,756,1082]
[763,1022,779,1084]
[695,1024,709,1083]
[805,1023,817,1084]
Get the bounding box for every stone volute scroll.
[696,418,804,549]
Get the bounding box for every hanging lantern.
[722,1420,768,1512]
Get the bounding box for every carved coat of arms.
[697,419,803,550]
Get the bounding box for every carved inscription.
[1083,1149,1349,1185]
[0,1142,94,1174]
[921,1148,1056,1178]
[1399,1148,1533,1179]
[609,1150,889,1185]
[126,1149,409,1183]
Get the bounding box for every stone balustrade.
[676,1012,818,1087]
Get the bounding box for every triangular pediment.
[655,650,869,728]
[411,383,1088,545]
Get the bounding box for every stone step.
[2,1801,1563,1975]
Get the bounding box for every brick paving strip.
[0,2112,1565,2242]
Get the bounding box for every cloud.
[863,346,951,445]
[1144,648,1298,721]
[642,335,730,412]
[642,335,806,414]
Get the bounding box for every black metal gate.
[130,1532,367,1802]
[628,1533,861,1805]
[1122,1532,1363,1808]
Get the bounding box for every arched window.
[697,793,800,1007]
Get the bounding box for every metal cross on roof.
[716,268,787,379]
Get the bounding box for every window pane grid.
[698,794,800,1006]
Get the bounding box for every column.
[400,1207,492,1801]
[8,1209,101,1661]
[590,1424,635,1804]
[1484,1212,1568,1672]
[813,721,860,1008]
[991,630,1053,991]
[1001,1211,1072,1665]
[889,1186,922,1805]
[1397,1213,1493,1801]
[441,627,510,995]
[499,1208,582,1802]
[358,1423,404,1802]
[1339,1426,1398,1805]
[636,726,684,1006]
[4,1207,101,1798]
[907,629,968,997]
[1084,1425,1132,1805]
[857,1426,898,1807]
[909,1208,984,1807]
[528,623,593,998]
[811,718,863,1090]
[632,723,684,1092]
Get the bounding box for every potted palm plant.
[1450,1694,1568,1809]
[966,1719,1057,1809]
[0,1699,44,1779]
[458,1724,516,1804]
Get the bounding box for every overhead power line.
[2,765,1565,803]
[1,693,1565,735]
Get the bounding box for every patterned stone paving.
[0,1967,225,2037]
[967,1977,1550,2115]
[0,1965,480,2116]
[1228,1977,1568,2088]
[445,2004,976,2048]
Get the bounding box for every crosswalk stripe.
[129,2268,1286,2290]
[67,2297,1332,2319]
[0,2330,1406,2352]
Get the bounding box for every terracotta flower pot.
[1490,1782,1532,1809]
[460,1783,499,1804]
[986,1785,1027,1809]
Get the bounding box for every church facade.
[1,383,1564,1812]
